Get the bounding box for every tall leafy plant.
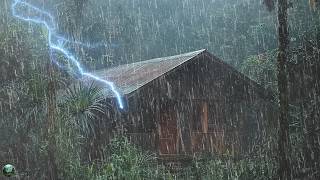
[59,82,106,136]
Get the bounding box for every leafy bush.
[59,82,107,137]
[240,49,278,93]
[182,154,277,180]
[96,136,170,180]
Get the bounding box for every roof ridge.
[96,49,206,74]
[133,49,206,65]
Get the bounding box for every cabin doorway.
[158,101,178,155]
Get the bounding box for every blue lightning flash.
[12,0,124,109]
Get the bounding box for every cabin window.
[192,101,208,133]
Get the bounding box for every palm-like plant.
[60,82,107,136]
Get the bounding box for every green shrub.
[186,154,277,180]
[96,136,169,180]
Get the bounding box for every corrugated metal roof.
[83,49,206,97]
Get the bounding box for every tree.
[276,0,292,179]
[263,0,291,178]
[264,0,320,179]
[46,57,58,179]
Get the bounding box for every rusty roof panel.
[82,49,206,97]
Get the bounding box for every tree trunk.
[46,58,58,179]
[277,0,292,179]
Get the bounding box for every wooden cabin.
[85,49,276,159]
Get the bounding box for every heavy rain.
[0,0,319,179]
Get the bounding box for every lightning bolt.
[11,0,124,109]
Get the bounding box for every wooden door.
[159,103,178,155]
